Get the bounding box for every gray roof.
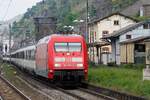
[144,38,150,42]
[103,20,150,39]
[120,36,150,44]
[88,12,138,25]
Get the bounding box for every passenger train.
[3,34,88,83]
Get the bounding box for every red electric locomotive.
[35,34,88,83]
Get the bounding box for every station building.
[88,12,137,64]
[103,20,150,65]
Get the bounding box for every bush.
[121,64,145,69]
[107,62,116,67]
[89,61,96,68]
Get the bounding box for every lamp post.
[9,24,11,63]
[86,0,89,43]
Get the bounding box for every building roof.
[88,12,138,25]
[144,38,150,42]
[87,41,110,47]
[120,36,150,44]
[103,20,150,39]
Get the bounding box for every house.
[104,20,150,65]
[2,37,14,55]
[141,4,150,17]
[88,12,137,64]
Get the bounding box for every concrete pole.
[9,24,11,63]
[86,0,89,43]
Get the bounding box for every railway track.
[4,63,147,100]
[19,74,98,100]
[11,64,110,100]
[78,87,116,100]
[10,64,85,100]
[81,82,147,100]
[0,75,31,100]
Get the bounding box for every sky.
[0,0,43,21]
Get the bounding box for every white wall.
[102,53,111,65]
[88,14,136,64]
[97,14,135,42]
[120,25,150,42]
[111,22,150,65]
[116,38,120,65]
[3,39,14,55]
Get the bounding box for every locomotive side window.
[68,43,81,52]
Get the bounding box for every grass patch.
[1,63,18,82]
[88,66,150,99]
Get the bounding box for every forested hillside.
[11,0,138,38]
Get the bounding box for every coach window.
[29,50,32,59]
[22,52,24,58]
[16,54,17,58]
[27,50,29,59]
[18,52,20,58]
[26,51,28,59]
[17,53,19,58]
[27,50,30,60]
[20,52,22,58]
[24,51,26,59]
[33,50,35,59]
[31,50,35,60]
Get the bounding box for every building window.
[102,47,109,52]
[143,23,149,29]
[135,44,145,52]
[102,31,109,37]
[114,20,119,25]
[126,35,131,39]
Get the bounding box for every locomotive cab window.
[55,42,81,52]
[68,43,81,52]
[55,43,68,52]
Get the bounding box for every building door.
[134,44,146,64]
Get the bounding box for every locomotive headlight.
[55,57,65,62]
[77,64,83,68]
[55,64,61,67]
[72,57,83,62]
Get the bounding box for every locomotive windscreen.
[55,42,81,52]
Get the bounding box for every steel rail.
[78,87,116,100]
[11,64,86,100]
[0,75,31,100]
[26,76,87,100]
[82,82,147,100]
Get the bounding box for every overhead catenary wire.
[2,0,13,21]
